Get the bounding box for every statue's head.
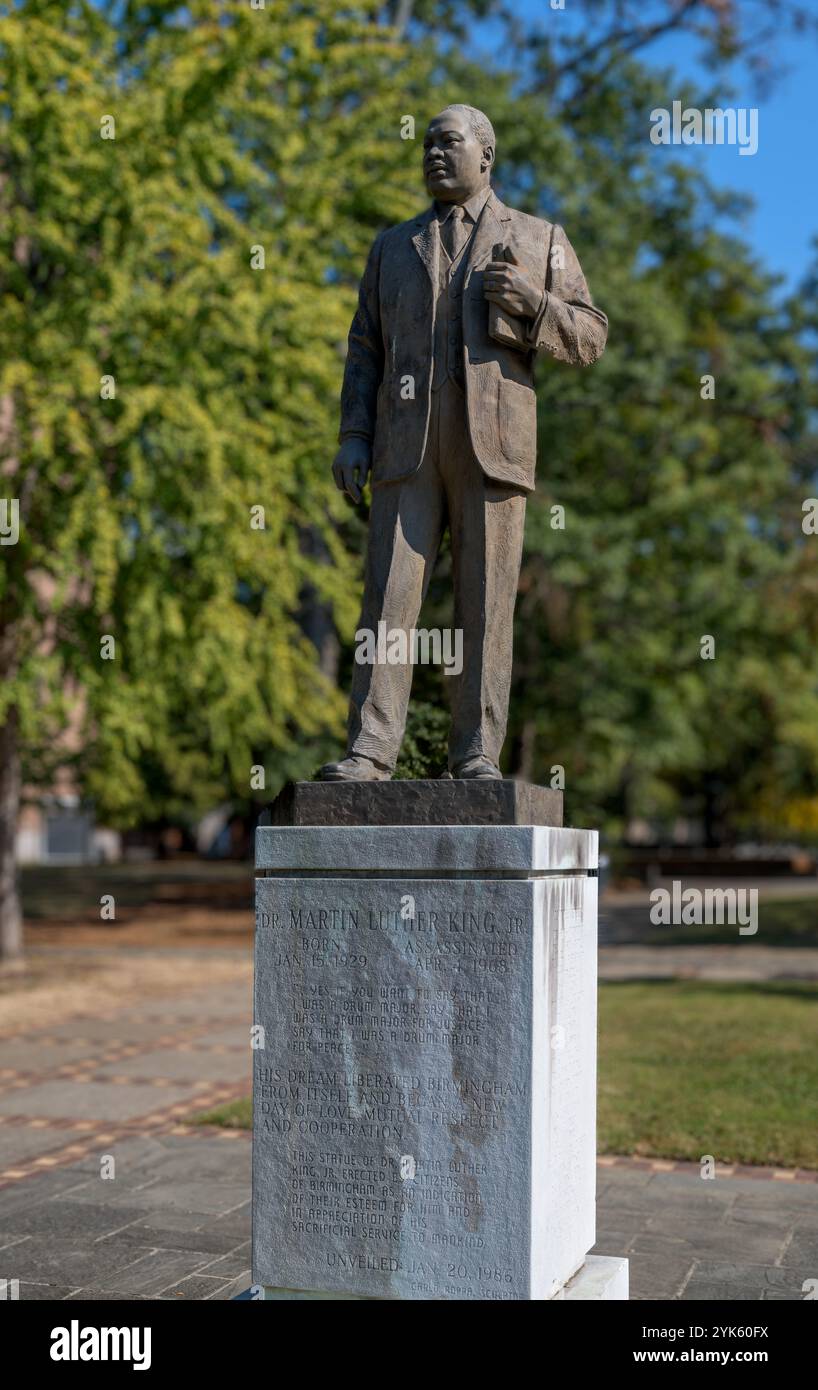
[423,104,495,204]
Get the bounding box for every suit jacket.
[339,189,607,492]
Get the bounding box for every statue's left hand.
[483,250,542,320]
[331,436,372,504]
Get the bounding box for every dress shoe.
[449,756,502,780]
[316,755,391,782]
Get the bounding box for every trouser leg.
[346,401,446,770]
[437,380,527,769]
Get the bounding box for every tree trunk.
[0,705,23,962]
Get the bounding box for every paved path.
[0,950,251,1192]
[0,1133,251,1300]
[599,944,818,981]
[0,948,253,1299]
[1,947,816,1300]
[595,1163,818,1301]
[2,1137,816,1300]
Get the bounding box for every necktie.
[443,204,468,261]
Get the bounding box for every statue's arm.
[338,231,386,445]
[332,232,386,501]
[525,224,608,366]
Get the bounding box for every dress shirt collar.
[433,184,492,226]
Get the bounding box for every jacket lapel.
[465,189,510,283]
[410,206,438,284]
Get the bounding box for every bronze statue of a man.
[319,104,607,782]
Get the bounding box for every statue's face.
[423,110,491,204]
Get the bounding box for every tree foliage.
[1,0,817,960]
[0,0,431,953]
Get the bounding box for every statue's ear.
[482,144,495,171]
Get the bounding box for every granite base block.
[253,819,609,1301]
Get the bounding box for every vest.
[431,221,473,391]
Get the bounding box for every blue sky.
[467,6,817,293]
[646,30,817,292]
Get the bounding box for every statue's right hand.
[331,437,372,504]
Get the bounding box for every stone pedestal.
[252,782,627,1301]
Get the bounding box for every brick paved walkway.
[0,950,251,1192]
[0,947,253,1298]
[3,1136,816,1300]
[1,947,815,1300]
[594,1164,818,1300]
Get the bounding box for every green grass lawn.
[192,980,818,1170]
[194,1096,252,1130]
[598,980,818,1167]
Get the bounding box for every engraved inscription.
[252,877,535,1300]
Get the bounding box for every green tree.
[3,0,817,966]
[496,57,818,837]
[0,0,431,958]
[370,3,818,838]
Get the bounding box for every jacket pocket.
[498,378,536,466]
[467,360,500,458]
